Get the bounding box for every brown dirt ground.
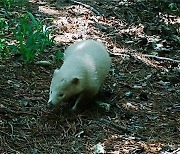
[0,0,180,153]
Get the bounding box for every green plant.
[169,3,178,11]
[0,0,14,10]
[0,0,29,11]
[0,39,9,58]
[0,17,10,37]
[0,18,5,30]
[56,50,64,61]
[14,12,54,62]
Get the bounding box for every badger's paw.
[70,104,83,114]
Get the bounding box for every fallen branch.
[109,52,180,63]
[143,54,180,63]
[70,0,102,16]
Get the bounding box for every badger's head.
[47,68,84,108]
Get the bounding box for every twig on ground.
[143,54,180,63]
[109,52,180,63]
[109,52,131,58]
[99,118,131,134]
[70,0,102,16]
[8,122,14,138]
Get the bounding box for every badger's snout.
[47,100,54,109]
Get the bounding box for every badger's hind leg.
[71,91,95,112]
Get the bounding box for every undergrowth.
[13,12,54,62]
[0,0,29,11]
[0,1,54,62]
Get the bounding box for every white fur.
[48,40,111,110]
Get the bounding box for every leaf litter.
[0,0,180,153]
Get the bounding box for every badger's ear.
[53,69,59,76]
[71,77,79,85]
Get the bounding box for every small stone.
[20,100,31,107]
[97,101,111,112]
[147,115,158,120]
[92,143,105,154]
[35,60,52,66]
[125,91,133,97]
[153,43,164,50]
[158,80,170,86]
[133,85,143,89]
[125,102,137,110]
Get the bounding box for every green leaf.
[56,51,64,61]
[169,3,177,11]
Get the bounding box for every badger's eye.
[59,93,64,97]
[50,91,52,94]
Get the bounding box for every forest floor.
[0,0,180,153]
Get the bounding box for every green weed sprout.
[0,39,10,58]
[14,12,54,62]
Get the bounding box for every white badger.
[48,39,111,111]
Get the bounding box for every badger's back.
[64,40,111,87]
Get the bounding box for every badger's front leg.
[71,91,95,112]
